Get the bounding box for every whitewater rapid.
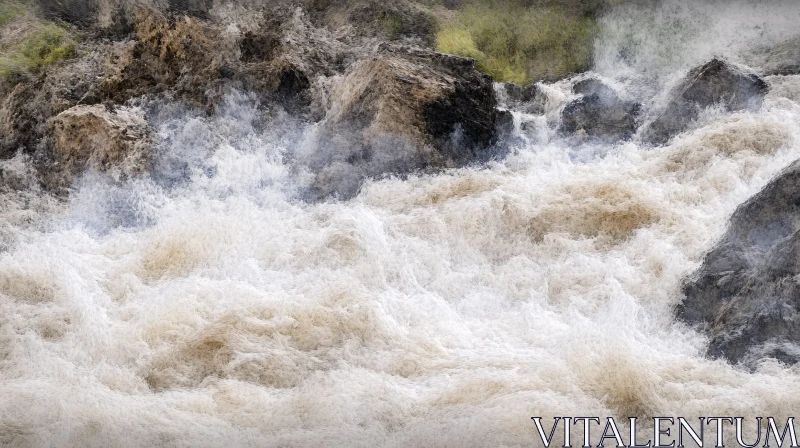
[3,1,800,447]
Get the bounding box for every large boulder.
[678,160,800,365]
[305,45,498,198]
[558,78,640,142]
[641,59,769,146]
[50,104,153,185]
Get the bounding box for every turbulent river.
[3,1,800,447]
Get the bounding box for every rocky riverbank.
[3,0,800,370]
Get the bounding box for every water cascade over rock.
[50,104,153,185]
[641,58,770,145]
[3,1,800,445]
[559,78,641,142]
[309,46,499,198]
[678,160,800,365]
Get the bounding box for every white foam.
[3,2,800,446]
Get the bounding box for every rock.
[94,8,341,112]
[572,78,615,98]
[236,8,346,113]
[302,0,436,44]
[498,82,548,115]
[494,109,517,143]
[0,40,110,160]
[761,37,800,76]
[50,104,153,184]
[306,46,498,198]
[94,13,235,109]
[678,160,800,365]
[641,59,769,145]
[166,0,214,18]
[559,79,640,142]
[34,0,99,26]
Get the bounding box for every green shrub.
[0,1,28,27]
[435,0,595,84]
[0,20,76,78]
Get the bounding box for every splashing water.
[3,1,800,447]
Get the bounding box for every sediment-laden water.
[2,1,800,446]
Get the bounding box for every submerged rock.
[641,59,769,145]
[498,82,548,115]
[307,46,498,198]
[50,104,153,185]
[559,78,640,142]
[678,160,800,365]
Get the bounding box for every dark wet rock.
[495,109,516,143]
[559,79,640,142]
[641,59,769,146]
[500,82,548,115]
[34,0,99,26]
[307,46,498,198]
[93,13,235,109]
[678,160,800,365]
[236,10,346,113]
[761,37,800,76]
[572,78,615,98]
[167,0,214,18]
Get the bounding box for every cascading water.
[2,1,800,446]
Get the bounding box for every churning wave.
[2,0,800,446]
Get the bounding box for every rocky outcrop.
[678,160,800,365]
[93,12,237,109]
[641,59,769,146]
[559,78,640,142]
[236,9,347,114]
[2,0,501,199]
[50,104,153,185]
[89,7,349,114]
[306,46,498,198]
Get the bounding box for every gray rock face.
[34,0,99,26]
[499,83,548,115]
[678,160,800,365]
[558,79,640,142]
[642,59,769,146]
[307,46,498,199]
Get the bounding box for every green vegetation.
[0,1,27,27]
[435,0,596,84]
[0,3,77,79]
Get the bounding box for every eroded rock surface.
[307,46,498,198]
[50,104,153,185]
[678,160,800,365]
[1,0,501,199]
[559,78,640,142]
[641,59,769,145]
[498,82,548,115]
